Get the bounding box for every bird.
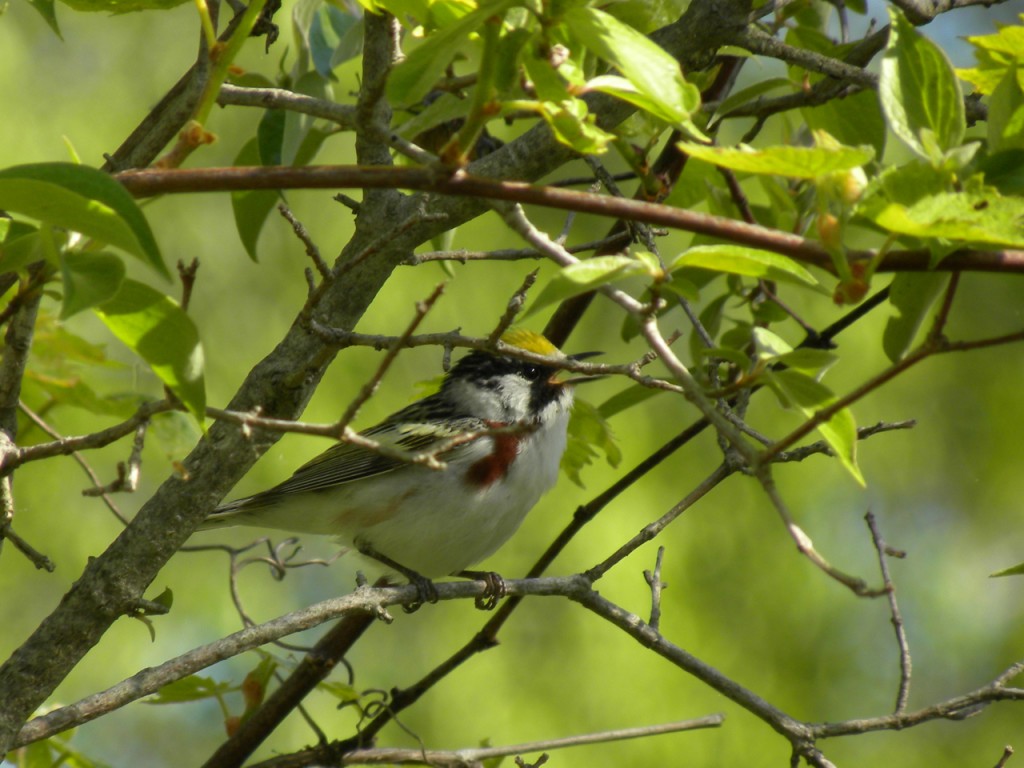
[200,329,596,605]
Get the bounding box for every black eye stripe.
[448,351,554,382]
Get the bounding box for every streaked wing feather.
[238,413,487,504]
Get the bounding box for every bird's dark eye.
[523,364,542,380]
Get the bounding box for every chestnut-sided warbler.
[202,330,594,588]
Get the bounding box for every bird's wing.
[229,410,489,507]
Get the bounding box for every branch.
[889,0,1009,25]
[736,26,877,88]
[201,606,378,768]
[114,165,1024,276]
[18,403,132,525]
[13,576,589,748]
[0,266,45,570]
[403,232,632,264]
[865,510,912,713]
[218,84,357,128]
[812,661,1024,738]
[260,717,724,767]
[0,400,177,473]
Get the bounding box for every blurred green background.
[2,2,1024,765]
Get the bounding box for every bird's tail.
[196,497,252,531]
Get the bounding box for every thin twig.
[0,515,55,572]
[757,467,882,596]
[644,547,667,632]
[178,258,200,312]
[865,510,912,713]
[2,400,177,472]
[586,465,732,581]
[994,745,1015,768]
[338,717,724,765]
[218,83,357,129]
[83,421,148,497]
[771,420,916,463]
[279,205,330,280]
[18,402,131,524]
[404,232,632,265]
[487,270,538,346]
[336,283,445,433]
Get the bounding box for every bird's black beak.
[560,350,604,385]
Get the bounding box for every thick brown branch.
[114,165,1024,275]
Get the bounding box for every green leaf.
[991,561,1024,577]
[231,138,280,262]
[597,383,661,419]
[0,221,45,273]
[535,99,617,155]
[957,21,1024,95]
[802,89,887,162]
[59,0,189,9]
[585,74,702,133]
[670,245,821,288]
[713,77,795,119]
[60,251,126,319]
[565,6,703,135]
[678,141,873,179]
[870,189,1024,249]
[27,0,63,38]
[146,674,234,704]
[27,375,143,420]
[776,348,838,375]
[767,368,863,485]
[281,72,333,166]
[882,273,947,362]
[879,8,965,159]
[988,63,1024,153]
[95,280,205,424]
[394,92,472,140]
[317,680,361,703]
[0,163,166,278]
[562,398,621,487]
[525,255,643,317]
[150,587,174,611]
[973,149,1024,196]
[752,327,793,361]
[386,0,517,105]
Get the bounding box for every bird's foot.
[356,543,438,613]
[458,569,507,610]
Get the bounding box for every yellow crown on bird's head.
[500,328,561,357]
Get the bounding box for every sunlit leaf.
[678,141,873,178]
[0,163,166,278]
[988,63,1024,153]
[95,280,205,424]
[670,245,821,288]
[767,369,863,485]
[60,251,126,319]
[871,189,1024,249]
[565,6,701,133]
[879,8,965,158]
[525,255,643,317]
[386,0,517,105]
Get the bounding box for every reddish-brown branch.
[114,165,1024,275]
